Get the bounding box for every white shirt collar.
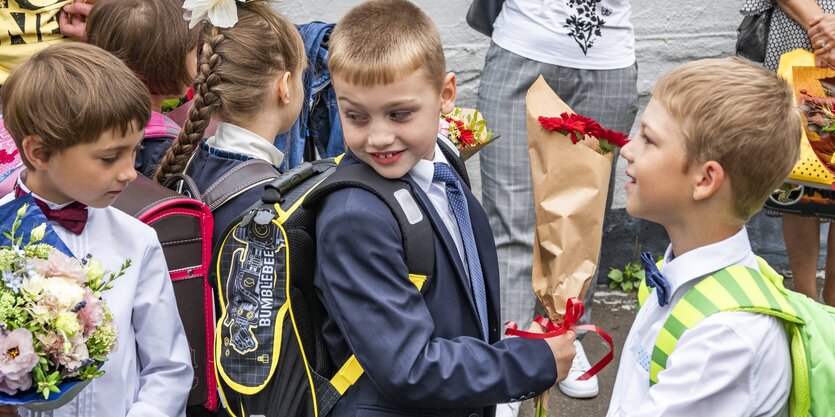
[660,227,756,296]
[16,174,77,210]
[206,122,285,167]
[408,143,450,193]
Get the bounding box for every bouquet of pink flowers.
[0,196,126,409]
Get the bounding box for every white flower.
[15,204,27,220]
[183,0,241,29]
[42,277,85,310]
[84,259,104,283]
[29,223,46,243]
[21,273,45,300]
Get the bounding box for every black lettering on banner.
[1,1,62,45]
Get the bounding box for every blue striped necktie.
[433,162,489,341]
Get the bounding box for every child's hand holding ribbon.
[504,298,614,417]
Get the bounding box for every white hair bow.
[182,0,246,29]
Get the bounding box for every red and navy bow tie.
[14,184,88,235]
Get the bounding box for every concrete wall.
[277,0,741,117]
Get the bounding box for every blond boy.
[0,43,192,417]
[608,57,800,416]
[314,1,576,416]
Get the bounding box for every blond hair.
[1,43,150,169]
[329,0,445,91]
[87,0,201,97]
[653,56,801,221]
[154,1,304,183]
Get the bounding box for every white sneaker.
[558,340,599,398]
[494,401,520,417]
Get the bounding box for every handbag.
[466,0,505,37]
[736,7,774,63]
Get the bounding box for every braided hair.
[154,1,304,183]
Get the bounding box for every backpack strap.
[305,161,434,284]
[202,159,279,212]
[648,263,805,380]
[303,160,435,396]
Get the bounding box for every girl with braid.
[86,0,201,179]
[155,0,305,245]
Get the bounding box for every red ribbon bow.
[504,298,614,381]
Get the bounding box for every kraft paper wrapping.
[526,76,613,321]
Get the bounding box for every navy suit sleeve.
[315,188,556,407]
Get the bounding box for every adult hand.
[58,0,95,40]
[816,47,835,68]
[808,14,835,56]
[0,405,20,417]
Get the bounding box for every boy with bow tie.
[0,43,192,417]
[607,57,800,417]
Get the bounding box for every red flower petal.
[459,130,475,145]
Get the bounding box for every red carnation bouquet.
[520,76,624,416]
[538,112,629,155]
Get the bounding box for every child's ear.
[21,135,50,170]
[275,71,292,106]
[692,160,725,201]
[440,72,457,114]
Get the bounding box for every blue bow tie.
[641,252,670,307]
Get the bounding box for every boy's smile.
[335,69,456,179]
[24,123,143,208]
[622,98,694,226]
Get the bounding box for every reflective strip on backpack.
[649,266,802,385]
[328,273,429,394]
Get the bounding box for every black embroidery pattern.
[564,0,606,55]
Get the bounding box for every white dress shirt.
[607,228,790,417]
[408,143,468,272]
[206,122,285,167]
[3,185,193,417]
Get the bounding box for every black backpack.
[212,142,468,417]
[113,159,280,413]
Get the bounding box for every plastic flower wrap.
[439,108,500,160]
[0,195,127,410]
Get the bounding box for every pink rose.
[31,249,87,283]
[36,331,65,359]
[438,117,451,138]
[76,290,104,336]
[57,335,88,377]
[0,328,39,395]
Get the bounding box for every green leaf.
[608,268,624,282]
[622,281,634,292]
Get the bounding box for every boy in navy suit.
[314,1,576,416]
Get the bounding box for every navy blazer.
[314,155,556,417]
